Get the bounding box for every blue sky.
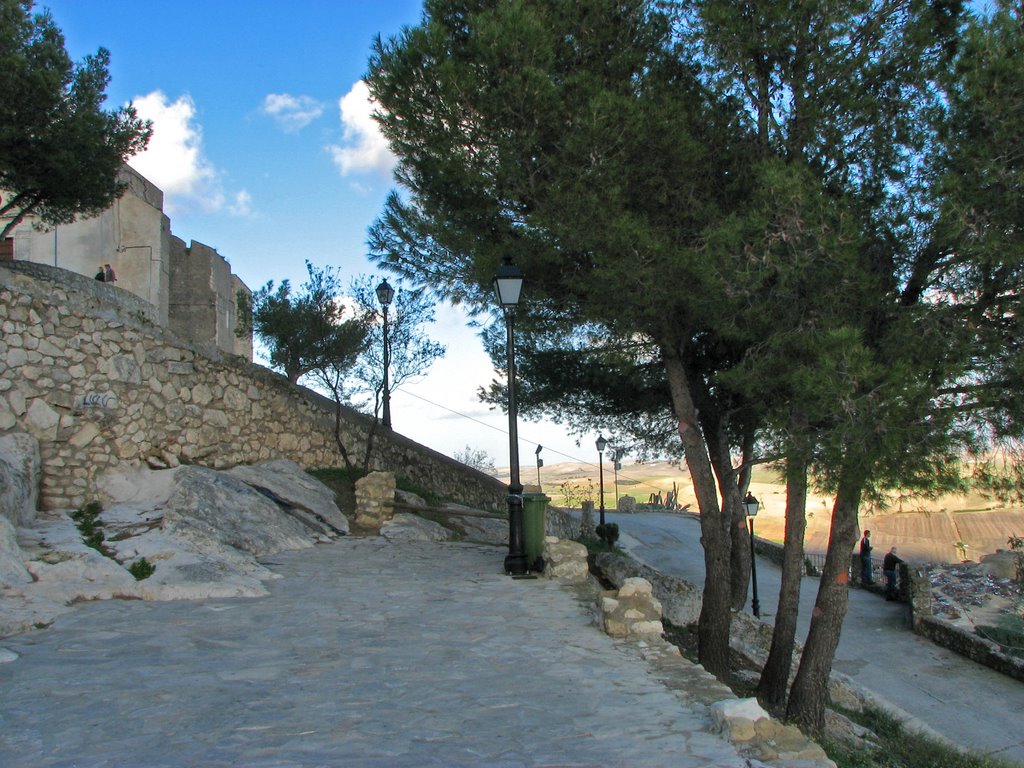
[42,0,601,471]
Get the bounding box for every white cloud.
[327,80,396,176]
[127,90,251,217]
[261,93,324,132]
[226,190,253,217]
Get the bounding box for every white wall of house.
[2,167,170,325]
[0,166,250,360]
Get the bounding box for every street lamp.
[744,491,761,618]
[494,257,526,576]
[375,278,395,429]
[596,434,608,528]
[535,444,543,490]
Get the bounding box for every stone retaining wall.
[907,566,1024,682]
[0,262,506,513]
[912,615,1024,683]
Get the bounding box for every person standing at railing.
[883,547,904,600]
[860,530,874,585]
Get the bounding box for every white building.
[0,166,251,360]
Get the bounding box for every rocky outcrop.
[227,459,348,536]
[163,466,318,556]
[0,438,350,638]
[438,505,507,545]
[542,536,589,583]
[0,516,31,586]
[381,513,453,542]
[0,433,40,526]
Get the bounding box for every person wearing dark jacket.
[860,530,874,584]
[883,546,904,600]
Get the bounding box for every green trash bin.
[522,492,550,572]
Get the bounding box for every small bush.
[72,501,109,556]
[596,522,620,546]
[128,557,156,580]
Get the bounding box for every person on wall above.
[103,263,116,283]
[883,546,904,601]
[860,529,874,585]
[94,265,105,281]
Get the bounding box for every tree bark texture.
[706,425,750,612]
[663,349,732,680]
[756,458,808,713]
[785,469,863,733]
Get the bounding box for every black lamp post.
[596,434,608,528]
[744,491,761,618]
[494,257,526,576]
[535,444,543,490]
[375,278,395,429]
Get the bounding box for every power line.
[393,385,683,497]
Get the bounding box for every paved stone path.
[0,538,754,768]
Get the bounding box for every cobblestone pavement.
[0,538,755,768]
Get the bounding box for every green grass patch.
[307,466,367,487]
[395,477,446,507]
[822,706,1015,768]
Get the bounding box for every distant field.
[496,459,1024,564]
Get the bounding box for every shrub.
[128,557,156,580]
[72,501,109,556]
[596,522,620,546]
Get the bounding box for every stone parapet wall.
[1,262,505,513]
[912,615,1024,683]
[907,566,1024,682]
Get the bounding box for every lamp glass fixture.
[743,492,760,517]
[595,434,608,453]
[493,258,524,307]
[376,279,395,306]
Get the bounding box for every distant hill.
[493,460,1024,565]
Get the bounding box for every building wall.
[1,166,249,359]
[166,237,249,360]
[0,261,504,514]
[230,275,253,360]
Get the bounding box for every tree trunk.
[663,348,732,680]
[327,381,354,472]
[756,457,808,714]
[706,425,749,611]
[361,387,385,469]
[728,437,756,611]
[361,417,381,471]
[785,468,863,733]
[0,192,37,239]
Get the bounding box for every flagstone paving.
[0,538,757,768]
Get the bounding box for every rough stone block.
[0,432,40,525]
[542,536,589,583]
